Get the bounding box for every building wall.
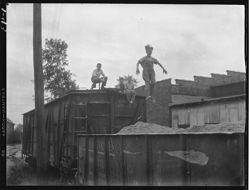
[171,98,245,129]
[210,81,246,97]
[135,79,172,126]
[171,84,211,97]
[171,95,208,105]
[134,71,246,127]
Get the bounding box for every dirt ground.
[6,144,62,186]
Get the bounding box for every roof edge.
[170,94,246,108]
[23,89,146,115]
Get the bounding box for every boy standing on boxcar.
[136,44,167,103]
[91,63,108,90]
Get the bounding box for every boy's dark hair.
[145,44,153,49]
[97,63,102,66]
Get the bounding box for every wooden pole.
[33,4,47,175]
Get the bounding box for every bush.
[7,157,30,185]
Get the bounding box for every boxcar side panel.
[108,136,123,185]
[152,135,187,186]
[78,133,244,186]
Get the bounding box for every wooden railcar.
[22,89,146,170]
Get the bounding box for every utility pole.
[33,3,47,177]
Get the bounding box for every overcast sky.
[7,4,245,124]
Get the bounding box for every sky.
[7,4,245,124]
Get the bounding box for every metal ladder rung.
[74,130,88,133]
[64,132,86,135]
[72,103,87,106]
[73,116,87,120]
[89,114,109,117]
[63,144,75,147]
[88,101,111,104]
[115,115,133,118]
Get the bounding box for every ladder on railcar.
[60,99,114,184]
[60,102,89,184]
[72,102,89,157]
[72,103,89,174]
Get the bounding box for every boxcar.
[22,89,146,169]
[77,132,244,186]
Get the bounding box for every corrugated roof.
[170,94,246,108]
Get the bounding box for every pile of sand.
[117,121,182,134]
[117,121,245,134]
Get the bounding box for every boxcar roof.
[170,94,246,108]
[23,88,146,115]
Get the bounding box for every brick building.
[135,70,246,126]
[135,79,172,126]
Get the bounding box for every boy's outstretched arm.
[136,62,140,75]
[157,62,167,74]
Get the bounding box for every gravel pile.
[117,121,182,134]
[117,121,245,134]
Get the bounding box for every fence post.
[121,136,126,185]
[146,135,153,185]
[84,136,89,184]
[105,136,110,185]
[93,136,98,185]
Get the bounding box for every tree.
[15,124,23,144]
[7,124,23,144]
[42,38,79,101]
[115,75,138,89]
[15,124,23,133]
